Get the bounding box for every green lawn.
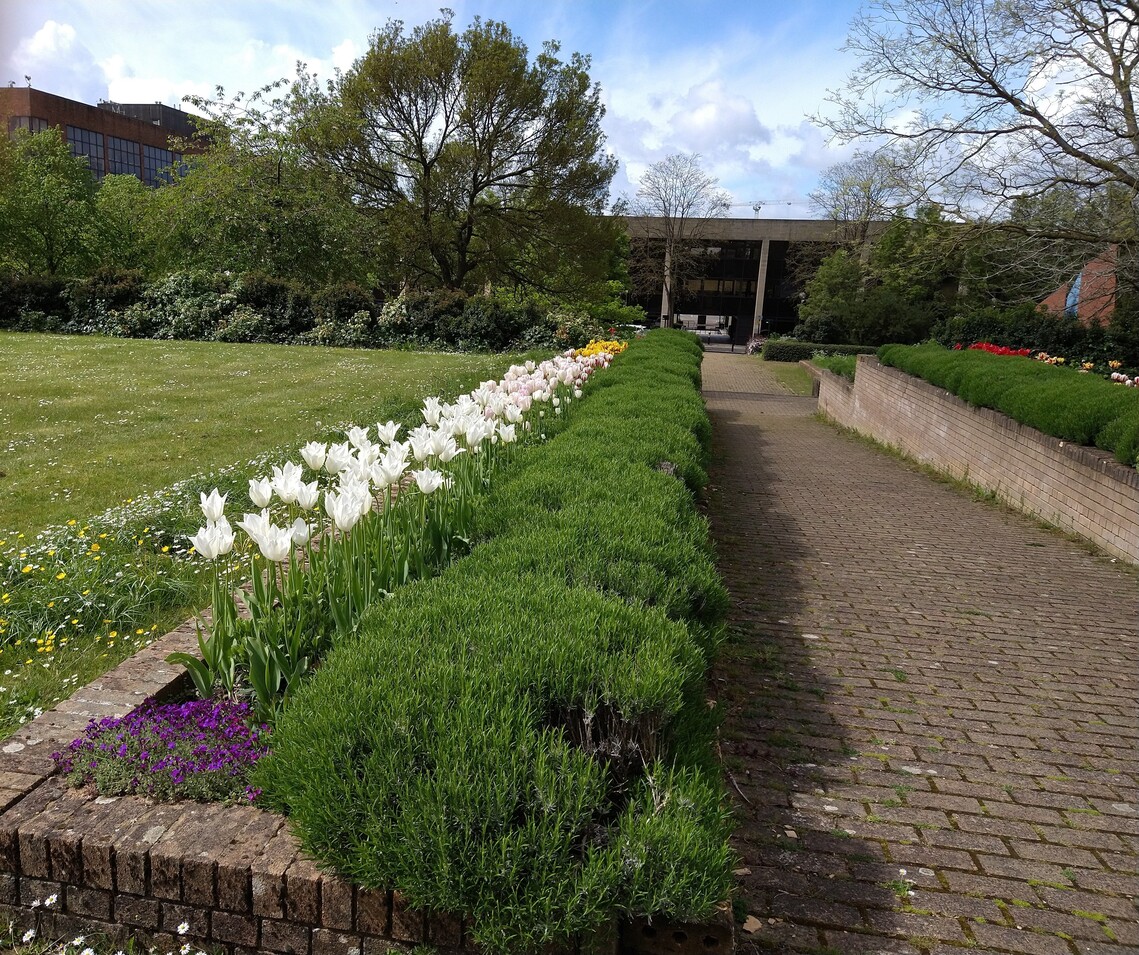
[759,357,815,395]
[1,333,520,534]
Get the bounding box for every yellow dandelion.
[161,545,170,553]
[90,543,100,552]
[67,520,77,527]
[135,628,144,635]
[55,572,66,580]
[21,566,32,574]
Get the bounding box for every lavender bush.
[53,698,269,803]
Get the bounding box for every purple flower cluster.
[53,698,270,803]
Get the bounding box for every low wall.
[807,356,1139,565]
[0,623,734,955]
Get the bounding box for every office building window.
[66,125,104,178]
[107,135,142,177]
[8,115,49,135]
[142,143,176,185]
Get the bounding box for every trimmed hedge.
[762,338,878,362]
[878,343,1139,467]
[255,330,733,954]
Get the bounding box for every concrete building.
[625,215,888,345]
[0,86,197,185]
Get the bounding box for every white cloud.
[13,19,105,102]
[331,39,360,73]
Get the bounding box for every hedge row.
[254,331,733,954]
[762,338,878,362]
[0,269,621,352]
[878,343,1139,467]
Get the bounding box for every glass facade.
[66,125,105,178]
[107,135,142,177]
[142,143,176,185]
[7,115,48,134]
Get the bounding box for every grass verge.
[757,359,814,395]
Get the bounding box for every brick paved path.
[702,350,1139,955]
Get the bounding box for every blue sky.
[1,0,868,215]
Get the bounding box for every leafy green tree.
[92,174,156,273]
[0,129,97,277]
[290,13,617,292]
[155,85,379,286]
[796,208,956,344]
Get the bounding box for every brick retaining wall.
[807,356,1139,565]
[0,624,734,955]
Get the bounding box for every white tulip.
[248,477,273,508]
[300,441,327,471]
[324,442,353,475]
[289,517,312,547]
[295,480,320,511]
[199,488,227,523]
[258,524,293,562]
[324,490,362,533]
[347,425,372,451]
[422,396,443,427]
[376,420,401,444]
[237,509,273,548]
[412,468,445,495]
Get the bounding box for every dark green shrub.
[400,288,470,343]
[0,275,71,330]
[68,268,146,324]
[311,282,376,328]
[762,339,878,363]
[231,271,314,340]
[442,296,538,350]
[878,343,1139,465]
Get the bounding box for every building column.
[752,239,770,336]
[659,246,672,327]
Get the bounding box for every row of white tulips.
[171,351,615,722]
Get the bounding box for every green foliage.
[762,339,877,363]
[794,210,954,345]
[931,301,1138,368]
[292,12,617,292]
[811,353,858,381]
[0,129,98,277]
[255,330,732,953]
[878,343,1139,466]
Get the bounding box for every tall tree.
[291,13,617,292]
[821,0,1138,228]
[809,148,909,245]
[628,153,731,324]
[0,128,97,277]
[820,0,1139,308]
[159,84,377,286]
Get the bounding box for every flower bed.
[0,330,734,955]
[254,330,733,953]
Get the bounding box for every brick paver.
[702,350,1139,954]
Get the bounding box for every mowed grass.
[1,332,520,534]
[759,357,814,396]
